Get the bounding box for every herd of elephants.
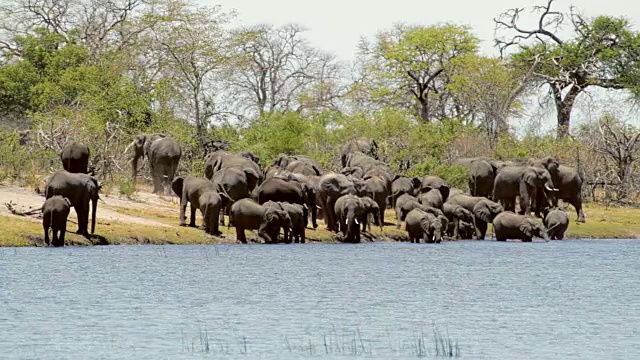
[38,133,586,246]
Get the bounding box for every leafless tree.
[226,24,345,118]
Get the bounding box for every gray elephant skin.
[543,208,569,240]
[60,142,90,174]
[343,152,386,174]
[493,212,549,242]
[531,157,585,223]
[45,170,101,237]
[446,194,504,240]
[264,201,307,243]
[318,173,365,232]
[42,195,71,247]
[391,175,421,208]
[394,193,429,229]
[340,137,379,168]
[253,176,315,229]
[171,176,229,235]
[230,198,292,244]
[362,174,389,226]
[204,150,262,191]
[493,165,558,216]
[334,194,365,243]
[442,203,474,240]
[405,208,445,243]
[128,133,182,194]
[420,176,450,203]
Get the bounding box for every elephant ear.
[519,219,535,237]
[473,201,492,223]
[523,168,537,187]
[171,176,185,197]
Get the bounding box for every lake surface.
[1,240,639,359]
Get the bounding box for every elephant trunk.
[346,211,357,241]
[91,198,97,234]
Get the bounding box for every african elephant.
[318,173,366,232]
[493,212,549,242]
[420,176,450,203]
[341,167,365,179]
[334,194,366,243]
[280,202,307,243]
[171,176,230,235]
[239,151,260,166]
[230,198,292,244]
[391,175,422,209]
[44,170,101,238]
[418,189,445,210]
[211,167,255,225]
[362,174,389,225]
[340,137,379,167]
[344,152,386,174]
[358,196,382,233]
[126,133,182,194]
[405,208,445,243]
[530,157,585,223]
[204,150,262,191]
[467,160,495,198]
[42,195,71,247]
[446,194,504,240]
[394,193,429,228]
[60,142,90,174]
[442,203,474,240]
[253,176,315,229]
[285,159,323,177]
[542,208,569,240]
[493,166,558,217]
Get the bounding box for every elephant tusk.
[544,185,554,192]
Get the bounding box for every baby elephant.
[264,201,307,243]
[230,198,292,244]
[492,211,549,242]
[543,208,569,240]
[42,196,71,247]
[405,208,445,243]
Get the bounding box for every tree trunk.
[419,98,430,123]
[194,90,205,150]
[553,84,582,139]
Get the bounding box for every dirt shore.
[1,183,639,247]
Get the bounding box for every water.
[1,240,639,359]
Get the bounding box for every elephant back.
[150,137,181,161]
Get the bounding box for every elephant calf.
[543,208,569,240]
[264,201,307,243]
[405,208,445,243]
[230,198,292,244]
[492,212,549,242]
[42,196,71,247]
[171,176,230,236]
[443,203,474,240]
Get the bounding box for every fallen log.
[4,201,42,217]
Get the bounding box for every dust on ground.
[0,184,175,228]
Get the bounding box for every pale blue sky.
[202,0,640,131]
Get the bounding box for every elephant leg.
[395,207,402,229]
[571,196,586,223]
[378,207,385,227]
[235,227,247,244]
[311,205,318,229]
[189,204,197,227]
[300,225,305,243]
[151,165,163,194]
[453,220,459,240]
[474,220,488,240]
[59,226,66,247]
[43,223,50,246]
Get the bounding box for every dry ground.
[0,182,638,247]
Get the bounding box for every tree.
[354,23,479,122]
[578,113,640,201]
[226,24,344,118]
[146,0,235,148]
[494,0,640,138]
[0,0,147,58]
[448,55,537,147]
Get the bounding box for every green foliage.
[0,131,57,185]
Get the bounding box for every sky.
[201,0,640,131]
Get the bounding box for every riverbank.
[0,184,639,246]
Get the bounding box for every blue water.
[1,240,639,359]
